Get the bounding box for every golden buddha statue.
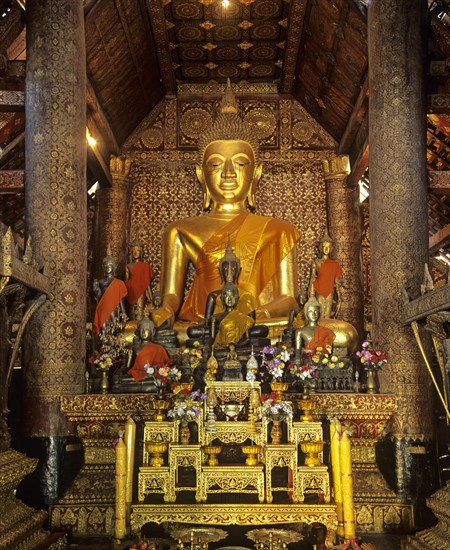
[125,241,154,321]
[308,232,343,318]
[211,282,256,347]
[294,297,336,361]
[154,105,300,332]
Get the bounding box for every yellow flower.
[338,361,345,368]
[173,385,182,394]
[322,358,328,365]
[183,348,190,354]
[360,357,365,364]
[328,362,335,369]
[193,341,200,347]
[312,355,320,364]
[316,347,323,352]
[331,355,338,362]
[325,345,332,353]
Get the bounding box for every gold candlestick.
[115,436,127,541]
[330,418,344,539]
[339,431,356,541]
[124,417,136,522]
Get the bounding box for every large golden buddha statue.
[154,107,300,329]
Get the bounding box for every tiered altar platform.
[50,391,413,539]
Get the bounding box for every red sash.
[126,261,154,305]
[314,259,343,299]
[179,212,300,321]
[93,278,127,335]
[128,342,171,382]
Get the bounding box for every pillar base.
[16,435,83,509]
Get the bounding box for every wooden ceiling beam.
[338,73,369,154]
[429,171,450,194]
[86,78,119,156]
[0,90,23,111]
[0,129,23,158]
[0,169,24,193]
[430,223,450,254]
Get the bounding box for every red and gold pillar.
[22,0,86,504]
[368,0,434,504]
[323,154,364,338]
[93,156,131,280]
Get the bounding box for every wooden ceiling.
[0,0,450,261]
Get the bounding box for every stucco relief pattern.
[23,0,86,435]
[368,0,433,437]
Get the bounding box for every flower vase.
[179,422,190,445]
[99,369,109,394]
[271,420,282,444]
[366,369,379,394]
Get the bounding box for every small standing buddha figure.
[308,232,343,318]
[93,255,127,336]
[125,241,154,321]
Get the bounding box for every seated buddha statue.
[112,317,171,393]
[150,290,179,348]
[187,239,267,344]
[294,297,336,362]
[153,94,300,334]
[308,232,343,318]
[210,282,256,347]
[93,255,127,336]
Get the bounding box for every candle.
[115,436,127,540]
[124,417,136,519]
[339,431,356,540]
[330,418,344,538]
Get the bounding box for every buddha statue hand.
[152,304,174,328]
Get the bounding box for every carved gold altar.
[50,390,410,538]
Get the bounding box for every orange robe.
[304,325,336,352]
[314,259,343,299]
[179,212,300,321]
[128,342,171,382]
[93,278,127,335]
[126,261,154,305]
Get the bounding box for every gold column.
[23,0,86,435]
[323,155,364,337]
[94,155,131,279]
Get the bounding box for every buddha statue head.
[137,316,155,342]
[102,255,116,277]
[319,232,334,257]
[219,236,241,284]
[220,282,239,311]
[196,106,263,210]
[304,297,321,325]
[152,290,162,309]
[129,240,143,262]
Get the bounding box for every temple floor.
[65,531,406,549]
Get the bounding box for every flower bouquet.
[143,363,181,392]
[183,341,204,369]
[356,341,387,371]
[89,352,113,371]
[260,345,291,381]
[260,393,294,422]
[168,388,207,425]
[310,345,345,369]
[287,362,318,390]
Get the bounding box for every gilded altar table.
[50,392,413,536]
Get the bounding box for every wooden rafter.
[0,170,23,193]
[430,223,450,254]
[338,73,369,154]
